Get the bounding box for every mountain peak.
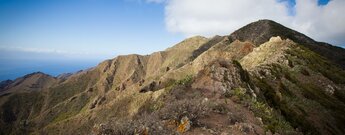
[0,72,56,93]
[229,19,314,46]
[229,19,345,69]
[23,72,50,78]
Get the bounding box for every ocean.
[0,59,101,81]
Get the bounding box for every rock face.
[1,20,345,135]
[177,116,191,133]
[240,36,294,70]
[192,60,250,98]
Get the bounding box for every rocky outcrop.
[240,36,295,70]
[192,60,250,98]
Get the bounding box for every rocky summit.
[1,20,345,135]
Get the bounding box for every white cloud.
[0,46,116,60]
[164,0,345,45]
[292,0,345,45]
[0,46,89,55]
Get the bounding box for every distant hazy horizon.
[0,59,100,81]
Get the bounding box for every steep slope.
[0,72,57,134]
[93,36,209,93]
[241,37,345,134]
[230,19,345,69]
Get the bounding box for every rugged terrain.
[1,20,345,135]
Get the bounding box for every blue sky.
[282,0,329,15]
[1,0,343,81]
[283,0,329,6]
[0,0,183,60]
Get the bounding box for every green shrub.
[231,87,247,100]
[175,75,194,86]
[229,86,293,133]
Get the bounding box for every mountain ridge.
[0,20,345,135]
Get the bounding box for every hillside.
[0,20,345,135]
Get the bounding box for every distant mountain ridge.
[0,20,345,135]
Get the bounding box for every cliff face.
[1,20,345,135]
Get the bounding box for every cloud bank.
[164,0,345,46]
[0,46,114,61]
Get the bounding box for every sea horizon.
[0,59,101,81]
